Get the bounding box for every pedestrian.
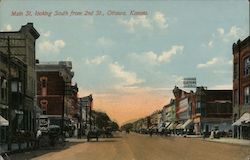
[36,128,42,148]
[202,129,206,139]
[210,130,214,139]
[149,129,153,137]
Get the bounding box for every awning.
[232,113,250,126]
[167,123,174,130]
[164,122,171,129]
[176,123,183,129]
[0,115,9,126]
[181,119,193,129]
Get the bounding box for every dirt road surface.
[10,133,250,160]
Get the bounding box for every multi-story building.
[36,61,74,118]
[0,23,40,149]
[172,86,195,133]
[68,83,79,120]
[194,87,232,135]
[149,110,161,127]
[161,99,176,130]
[232,36,250,139]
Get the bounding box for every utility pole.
[7,36,12,151]
[89,95,92,130]
[61,81,65,137]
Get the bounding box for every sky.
[0,0,249,125]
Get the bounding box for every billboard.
[183,77,196,88]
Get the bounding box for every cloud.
[158,45,184,62]
[118,15,152,32]
[109,62,144,86]
[42,31,51,37]
[1,24,12,31]
[118,11,168,32]
[202,40,213,48]
[97,37,115,47]
[197,57,219,68]
[217,26,246,42]
[217,28,224,35]
[154,12,168,29]
[129,45,184,64]
[208,40,213,48]
[85,55,107,65]
[38,39,65,53]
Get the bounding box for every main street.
[10,133,250,160]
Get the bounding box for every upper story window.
[244,56,250,76]
[0,77,7,101]
[244,86,250,104]
[40,99,48,115]
[41,79,47,88]
[233,63,238,79]
[40,77,48,96]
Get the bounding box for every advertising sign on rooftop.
[183,77,196,88]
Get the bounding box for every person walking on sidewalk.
[210,130,214,139]
[202,129,206,139]
[36,128,42,148]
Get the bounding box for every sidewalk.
[205,138,250,146]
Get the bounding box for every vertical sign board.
[183,77,196,88]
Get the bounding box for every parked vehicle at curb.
[86,126,101,142]
[38,115,74,137]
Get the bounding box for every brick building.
[36,61,75,118]
[232,36,250,139]
[194,87,232,135]
[172,86,195,133]
[0,23,40,150]
[69,83,79,120]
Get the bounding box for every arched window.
[244,56,250,76]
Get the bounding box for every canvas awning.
[181,119,193,129]
[0,115,9,126]
[232,113,250,126]
[167,123,174,130]
[176,123,183,129]
[164,122,171,129]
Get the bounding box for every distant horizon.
[0,0,248,125]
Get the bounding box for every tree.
[121,123,133,131]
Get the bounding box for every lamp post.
[61,81,65,137]
[7,37,12,151]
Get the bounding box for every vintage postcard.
[0,0,249,160]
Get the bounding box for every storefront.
[232,112,250,139]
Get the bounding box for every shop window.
[244,56,250,76]
[244,86,250,104]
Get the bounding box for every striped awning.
[176,123,183,129]
[232,113,250,126]
[0,115,9,126]
[181,119,193,129]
